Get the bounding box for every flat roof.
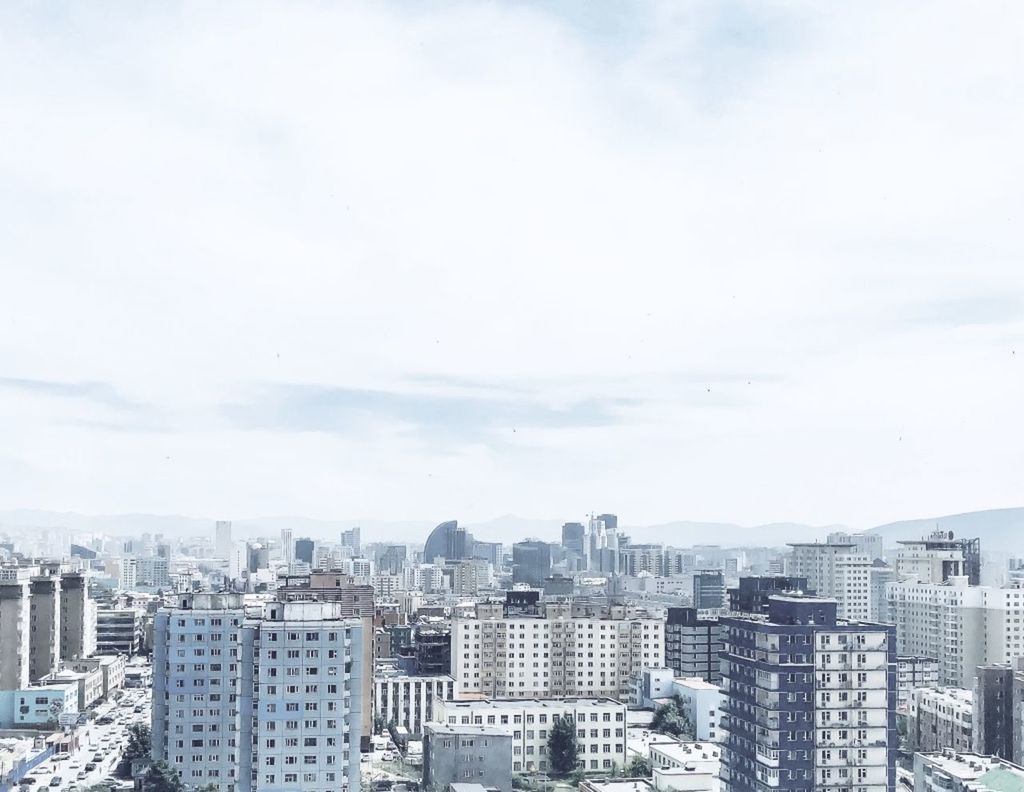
[441,697,623,708]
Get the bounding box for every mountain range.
[0,507,1022,551]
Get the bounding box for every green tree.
[626,755,652,777]
[140,761,184,792]
[650,694,692,739]
[116,722,152,778]
[547,714,578,776]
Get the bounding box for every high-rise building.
[827,531,884,561]
[665,607,722,684]
[868,562,898,623]
[0,567,32,691]
[340,527,360,555]
[511,540,552,587]
[786,542,872,621]
[422,520,473,564]
[60,571,97,661]
[886,578,1024,688]
[472,540,502,567]
[29,566,61,683]
[281,528,294,567]
[692,570,726,610]
[586,515,620,574]
[294,538,315,565]
[896,530,981,585]
[153,593,363,792]
[562,522,585,556]
[375,545,407,575]
[214,520,233,560]
[451,601,663,700]
[896,656,939,711]
[728,576,812,614]
[720,596,896,792]
[974,664,1018,760]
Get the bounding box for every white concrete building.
[786,543,872,621]
[913,751,1024,792]
[434,697,628,775]
[887,578,1024,688]
[153,593,365,792]
[452,602,663,701]
[0,567,32,691]
[908,687,974,753]
[670,678,722,743]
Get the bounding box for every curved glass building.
[423,520,473,563]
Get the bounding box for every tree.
[650,694,692,739]
[116,722,152,778]
[626,755,652,777]
[547,714,578,776]
[141,760,184,792]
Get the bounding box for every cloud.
[0,1,1022,527]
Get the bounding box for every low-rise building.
[434,697,629,775]
[0,684,78,728]
[374,673,455,737]
[68,655,126,698]
[650,740,721,792]
[914,751,1024,792]
[422,722,512,792]
[909,687,974,753]
[40,668,103,711]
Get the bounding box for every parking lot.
[16,687,151,792]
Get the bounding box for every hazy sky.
[1,1,1022,530]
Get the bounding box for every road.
[17,687,151,792]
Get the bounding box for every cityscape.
[1,513,1024,792]
[3,2,1023,792]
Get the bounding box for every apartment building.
[914,752,1024,792]
[423,721,513,792]
[720,595,896,792]
[897,656,939,711]
[896,531,980,585]
[152,593,364,792]
[60,571,97,661]
[0,568,32,691]
[887,578,1024,688]
[786,543,872,621]
[434,697,628,775]
[908,687,973,753]
[29,567,61,683]
[451,601,663,700]
[665,607,721,684]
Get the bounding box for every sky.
[1,1,1022,531]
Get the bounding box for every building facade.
[665,608,721,684]
[373,673,454,737]
[720,596,896,792]
[422,722,513,792]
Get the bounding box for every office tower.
[137,556,171,588]
[156,543,171,559]
[471,540,502,567]
[827,530,884,561]
[665,607,722,684]
[247,543,270,573]
[896,656,939,710]
[152,593,364,792]
[974,665,1017,760]
[340,527,360,555]
[375,544,407,575]
[692,570,726,610]
[422,520,473,564]
[0,568,32,690]
[511,540,552,587]
[728,576,812,614]
[28,566,61,682]
[281,529,294,566]
[451,600,663,700]
[887,578,1024,688]
[908,687,973,753]
[720,596,896,792]
[60,571,97,661]
[214,520,233,559]
[294,537,315,565]
[896,530,981,585]
[562,522,586,570]
[586,515,620,574]
[786,542,872,620]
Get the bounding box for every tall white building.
[787,542,872,621]
[281,529,293,567]
[153,593,364,792]
[0,568,32,690]
[887,577,1024,687]
[451,601,663,701]
[214,521,233,560]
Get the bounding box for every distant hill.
[870,507,1024,551]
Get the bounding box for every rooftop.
[441,697,624,709]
